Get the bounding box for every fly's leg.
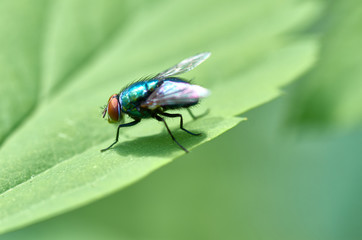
[155,115,189,153]
[101,119,140,152]
[187,108,209,120]
[158,112,201,136]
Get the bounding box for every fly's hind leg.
[154,114,189,153]
[187,108,209,120]
[158,112,201,136]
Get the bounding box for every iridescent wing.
[141,81,210,109]
[156,52,211,79]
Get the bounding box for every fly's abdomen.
[162,100,199,110]
[142,78,209,110]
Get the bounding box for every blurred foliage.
[288,0,362,128]
[1,0,362,239]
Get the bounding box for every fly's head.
[102,94,124,123]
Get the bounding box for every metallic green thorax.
[119,79,159,118]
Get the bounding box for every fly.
[101,52,211,153]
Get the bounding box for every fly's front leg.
[101,119,140,152]
[158,112,201,136]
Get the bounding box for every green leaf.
[288,0,362,128]
[0,0,320,234]
[0,0,49,144]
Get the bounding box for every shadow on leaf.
[113,130,207,156]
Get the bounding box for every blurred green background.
[1,0,362,239]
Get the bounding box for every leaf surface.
[0,0,320,233]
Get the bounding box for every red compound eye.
[106,94,121,122]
